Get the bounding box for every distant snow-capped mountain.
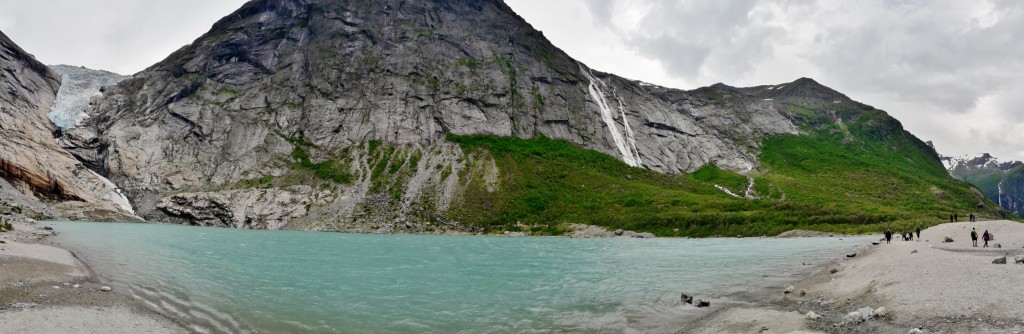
[941,152,1024,217]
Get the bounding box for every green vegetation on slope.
[446,110,1008,236]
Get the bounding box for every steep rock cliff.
[0,30,136,220]
[62,0,997,231]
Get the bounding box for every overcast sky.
[1,0,1021,161]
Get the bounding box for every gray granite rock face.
[63,0,860,229]
[0,30,137,221]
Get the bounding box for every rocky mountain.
[53,0,1003,233]
[0,31,137,221]
[49,65,130,129]
[944,153,1024,217]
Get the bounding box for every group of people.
[883,227,921,244]
[970,227,993,247]
[882,214,989,246]
[950,213,978,222]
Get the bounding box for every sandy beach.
[682,219,1024,334]
[0,220,188,334]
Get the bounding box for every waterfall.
[579,65,643,168]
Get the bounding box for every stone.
[908,328,924,334]
[695,300,710,308]
[799,290,806,297]
[993,256,1007,264]
[944,236,954,242]
[830,268,839,274]
[995,243,1001,248]
[911,250,918,254]
[784,286,794,294]
[1014,256,1024,264]
[614,229,624,236]
[100,286,112,292]
[874,307,887,317]
[680,293,693,304]
[41,226,53,230]
[846,253,857,258]
[805,311,821,319]
[857,306,875,318]
[872,242,880,245]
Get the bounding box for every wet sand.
[0,220,189,334]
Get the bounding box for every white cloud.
[0,0,248,75]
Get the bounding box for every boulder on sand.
[695,300,710,308]
[1014,256,1024,264]
[944,236,954,242]
[680,293,693,304]
[993,256,1007,264]
[784,286,794,294]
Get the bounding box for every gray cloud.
[585,0,765,81]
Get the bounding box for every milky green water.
[44,221,868,333]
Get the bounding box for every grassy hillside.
[446,108,1010,237]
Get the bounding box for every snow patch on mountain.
[941,153,1022,173]
[49,65,129,129]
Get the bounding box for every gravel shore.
[681,220,1024,334]
[0,220,188,333]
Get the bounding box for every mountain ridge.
[942,152,1024,217]
[0,31,137,222]
[0,0,1006,234]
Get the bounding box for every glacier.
[49,65,129,129]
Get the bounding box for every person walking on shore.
[884,229,893,244]
[982,230,991,248]
[950,214,954,222]
[954,213,958,222]
[915,226,921,239]
[971,228,978,247]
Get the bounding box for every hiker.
[982,230,991,248]
[971,213,976,222]
[915,226,921,239]
[950,214,954,222]
[954,213,958,222]
[908,231,913,241]
[971,228,978,247]
[884,229,893,244]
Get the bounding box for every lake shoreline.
[681,220,1024,334]
[13,218,1000,333]
[0,219,191,334]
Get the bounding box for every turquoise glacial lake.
[44,221,869,333]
